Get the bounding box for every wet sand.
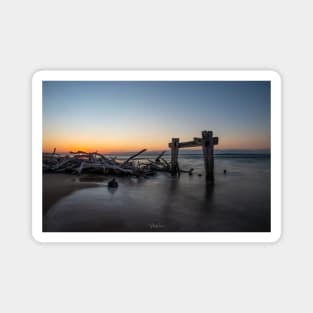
[43,174,102,212]
[42,174,102,229]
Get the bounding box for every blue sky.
[43,81,270,152]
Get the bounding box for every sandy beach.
[43,174,102,212]
[42,174,102,229]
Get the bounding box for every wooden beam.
[169,137,218,148]
[202,130,214,182]
[170,138,180,176]
[178,141,199,148]
[193,137,202,144]
[169,141,194,148]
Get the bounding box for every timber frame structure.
[168,130,218,182]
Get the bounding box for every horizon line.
[43,147,271,154]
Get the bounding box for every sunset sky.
[43,81,270,153]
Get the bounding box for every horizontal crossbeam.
[168,137,218,148]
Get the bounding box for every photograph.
[32,70,281,242]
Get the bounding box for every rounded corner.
[31,230,44,244]
[268,70,282,84]
[269,229,282,243]
[32,70,45,84]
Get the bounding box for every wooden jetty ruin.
[169,130,218,181]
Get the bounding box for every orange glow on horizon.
[43,136,168,153]
[43,134,270,154]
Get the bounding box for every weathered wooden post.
[171,138,180,176]
[202,130,214,182]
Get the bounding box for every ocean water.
[45,151,271,232]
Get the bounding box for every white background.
[0,1,311,312]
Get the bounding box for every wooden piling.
[202,130,214,182]
[171,138,180,176]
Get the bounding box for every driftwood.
[122,149,146,165]
[44,149,166,177]
[43,148,194,177]
[155,150,166,162]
